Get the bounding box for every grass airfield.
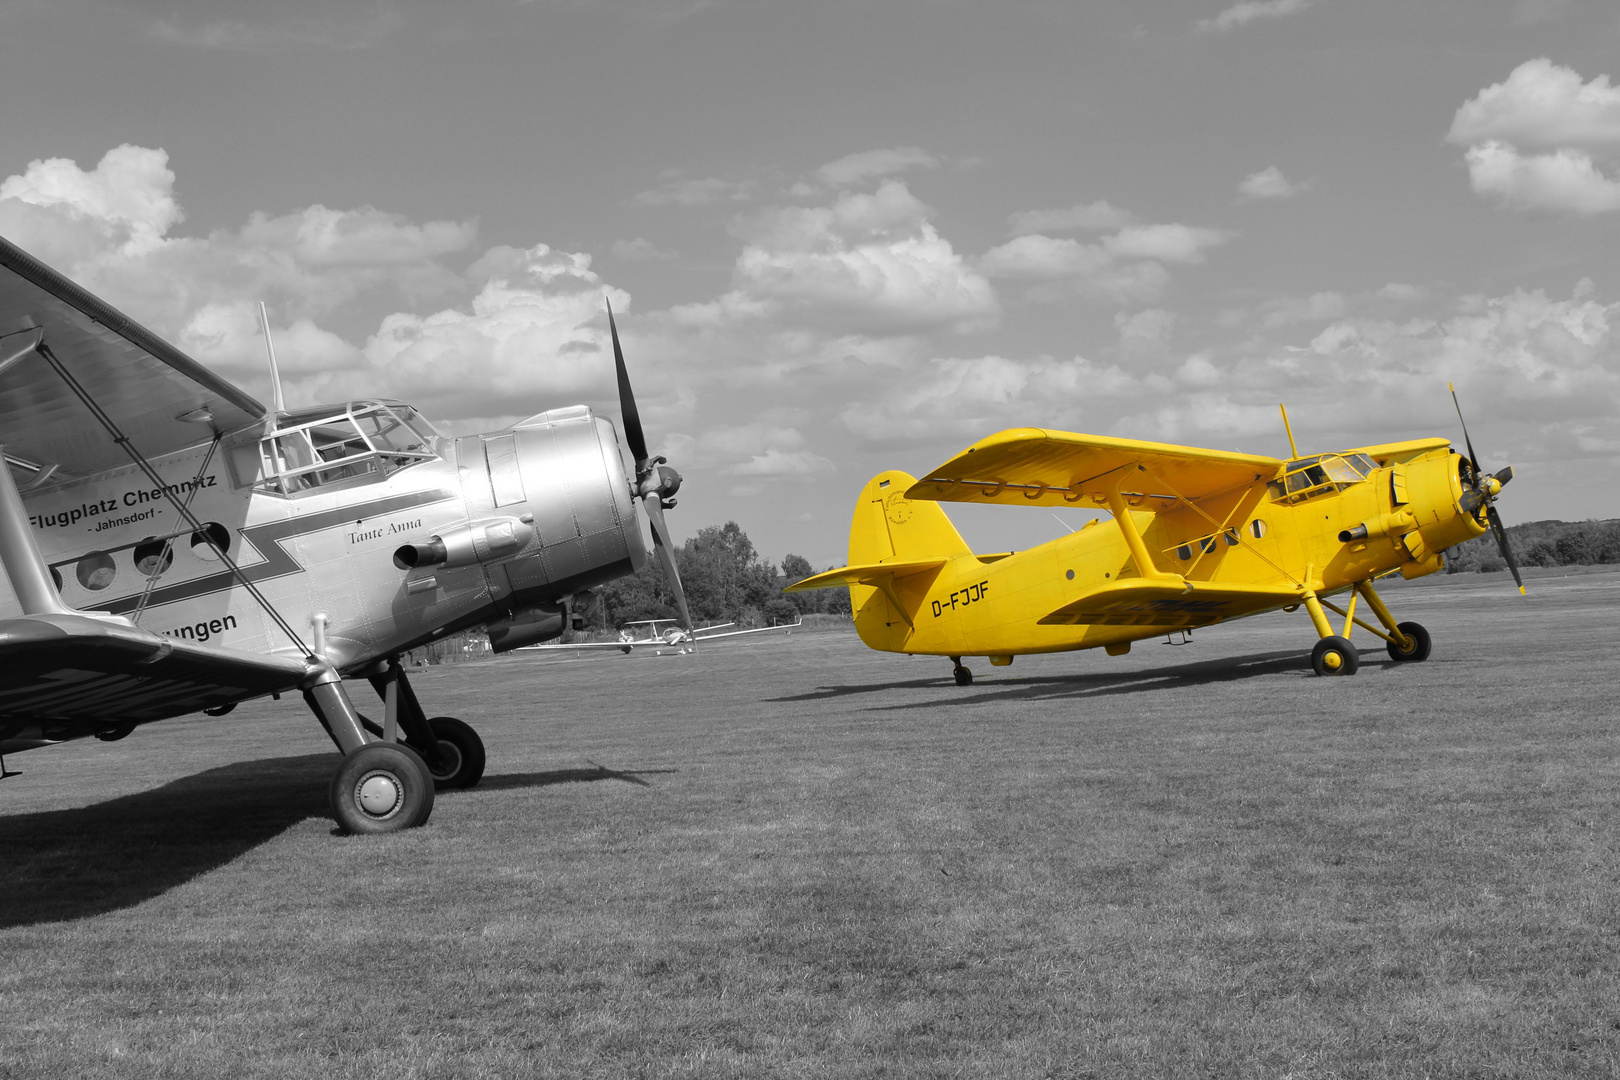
[3,570,1619,1078]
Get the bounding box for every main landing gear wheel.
[1311,636,1360,678]
[330,742,435,834]
[425,716,486,790]
[952,663,973,687]
[1385,621,1432,663]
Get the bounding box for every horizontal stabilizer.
[784,558,950,593]
[1039,577,1300,627]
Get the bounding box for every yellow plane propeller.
[789,412,1520,684]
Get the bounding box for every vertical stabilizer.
[848,470,973,564]
[844,470,971,650]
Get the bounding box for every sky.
[0,0,1616,568]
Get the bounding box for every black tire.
[1310,636,1360,677]
[1385,621,1432,663]
[953,665,973,687]
[425,716,486,790]
[329,742,436,834]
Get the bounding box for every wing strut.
[33,340,316,659]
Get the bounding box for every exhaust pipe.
[394,517,534,570]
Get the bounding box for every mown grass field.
[2,569,1618,1078]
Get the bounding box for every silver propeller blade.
[643,492,693,639]
[605,299,694,639]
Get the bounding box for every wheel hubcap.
[356,771,403,817]
[431,740,463,781]
[1323,652,1342,671]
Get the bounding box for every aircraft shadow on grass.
[773,647,1410,709]
[0,754,669,929]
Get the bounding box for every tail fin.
[848,470,973,565]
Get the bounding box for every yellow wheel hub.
[1322,651,1342,671]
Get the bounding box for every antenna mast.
[258,301,286,419]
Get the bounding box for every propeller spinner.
[608,300,695,636]
[1450,382,1524,595]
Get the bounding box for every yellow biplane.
[788,404,1520,683]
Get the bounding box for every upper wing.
[905,428,1282,508]
[0,613,308,745]
[0,235,267,483]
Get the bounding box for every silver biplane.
[0,234,694,833]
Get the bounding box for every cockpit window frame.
[254,400,441,498]
[1267,452,1374,504]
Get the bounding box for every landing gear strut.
[1302,579,1433,677]
[304,668,435,833]
[950,657,973,686]
[366,660,486,790]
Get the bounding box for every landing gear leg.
[304,667,434,832]
[1354,581,1431,663]
[367,660,486,790]
[1301,588,1358,677]
[949,656,973,687]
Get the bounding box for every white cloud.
[1197,0,1313,34]
[0,145,182,256]
[980,217,1228,304]
[1006,200,1134,235]
[1449,60,1620,214]
[1449,59,1620,155]
[1115,308,1176,349]
[728,181,998,333]
[1463,140,1620,214]
[815,147,939,188]
[1104,224,1230,264]
[1237,165,1309,200]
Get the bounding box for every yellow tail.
[848,470,972,563]
[845,471,971,650]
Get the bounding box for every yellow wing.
[905,428,1281,508]
[1037,578,1302,627]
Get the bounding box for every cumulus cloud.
[727,180,998,333]
[1449,58,1620,153]
[1237,165,1310,200]
[1449,59,1620,214]
[0,145,183,257]
[980,214,1228,304]
[815,147,939,188]
[1462,141,1620,214]
[1196,0,1314,33]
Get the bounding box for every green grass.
[2,571,1618,1078]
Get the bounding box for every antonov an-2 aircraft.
[789,404,1520,684]
[0,234,694,833]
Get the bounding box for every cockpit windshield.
[1267,452,1376,503]
[256,401,442,496]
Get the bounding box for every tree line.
[586,521,849,631]
[1445,518,1620,574]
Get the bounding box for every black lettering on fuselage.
[932,579,990,619]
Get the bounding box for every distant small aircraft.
[526,616,803,654]
[788,401,1520,684]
